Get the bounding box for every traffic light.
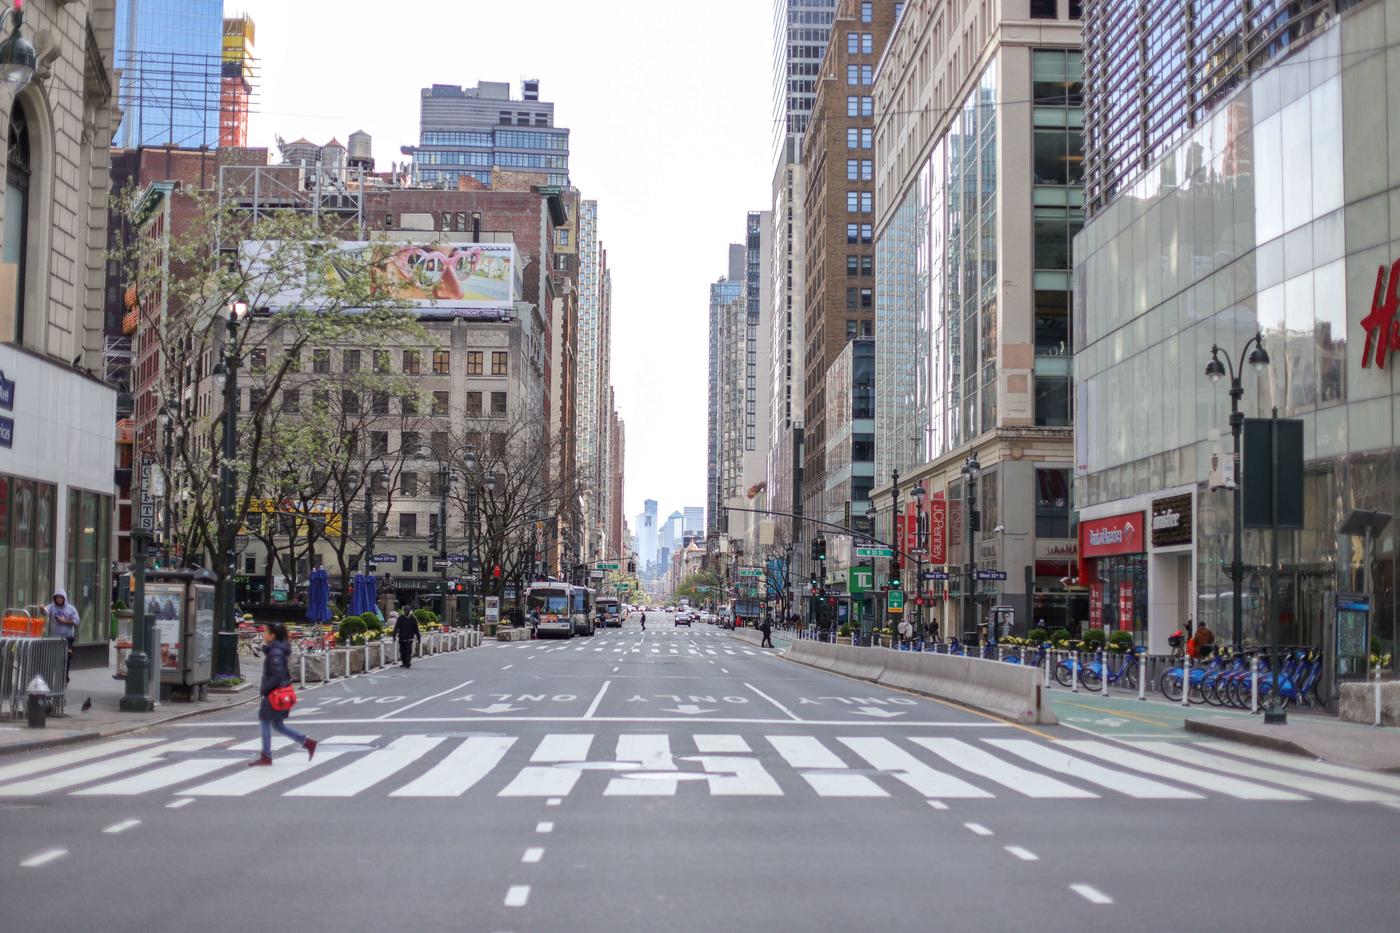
[889,577,902,590]
[492,564,502,579]
[815,535,827,562]
[628,559,636,573]
[810,539,820,561]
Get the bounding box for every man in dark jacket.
[760,615,773,648]
[393,611,421,668]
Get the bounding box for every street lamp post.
[212,299,248,679]
[961,455,982,643]
[364,467,389,574]
[1205,332,1271,649]
[157,399,177,565]
[911,480,927,634]
[119,528,155,711]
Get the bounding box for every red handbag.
[267,684,297,712]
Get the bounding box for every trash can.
[26,675,50,728]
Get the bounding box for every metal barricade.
[0,636,69,718]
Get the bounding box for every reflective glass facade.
[1074,2,1400,667]
[115,0,224,149]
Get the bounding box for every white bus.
[596,597,622,627]
[526,583,574,638]
[571,586,596,636]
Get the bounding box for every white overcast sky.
[232,0,772,532]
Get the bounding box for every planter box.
[497,626,530,642]
[836,637,853,646]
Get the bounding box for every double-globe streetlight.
[211,299,249,679]
[1204,332,1271,649]
[961,455,982,640]
[413,443,495,625]
[865,471,927,633]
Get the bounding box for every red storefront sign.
[1079,512,1145,585]
[1089,581,1103,630]
[904,501,919,555]
[1360,258,1400,368]
[894,514,905,556]
[927,494,947,564]
[1118,583,1134,631]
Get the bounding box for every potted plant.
[837,623,854,646]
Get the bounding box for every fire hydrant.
[25,675,50,728]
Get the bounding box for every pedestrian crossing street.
[3,730,1398,804]
[507,630,765,657]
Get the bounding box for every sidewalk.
[0,662,259,757]
[1047,686,1400,772]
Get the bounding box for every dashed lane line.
[1070,884,1113,905]
[504,885,530,907]
[21,849,67,868]
[103,819,141,834]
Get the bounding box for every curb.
[1183,718,1322,760]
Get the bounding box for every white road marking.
[231,737,293,752]
[0,739,162,783]
[1070,884,1113,905]
[911,739,1095,799]
[769,736,886,797]
[1134,741,1400,803]
[985,739,1200,799]
[378,679,475,721]
[502,665,513,670]
[745,683,801,721]
[964,822,993,836]
[1193,741,1400,796]
[842,737,992,798]
[75,756,241,796]
[391,736,517,797]
[103,819,141,834]
[532,734,593,762]
[1060,741,1307,800]
[584,680,611,719]
[546,798,561,806]
[181,734,369,796]
[500,734,593,797]
[699,756,782,795]
[927,800,948,810]
[288,735,445,797]
[521,847,544,863]
[1005,846,1038,861]
[535,821,553,833]
[0,738,227,796]
[606,735,676,796]
[166,798,194,809]
[20,848,67,868]
[694,734,750,753]
[504,885,530,907]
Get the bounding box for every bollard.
[1251,655,1260,714]
[1071,650,1079,693]
[1137,650,1147,701]
[299,653,306,687]
[1044,649,1051,690]
[1101,649,1109,697]
[1181,653,1190,707]
[1375,668,1384,728]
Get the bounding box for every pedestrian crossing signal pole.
[961,456,981,643]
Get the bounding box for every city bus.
[596,596,622,628]
[526,582,574,638]
[571,585,596,636]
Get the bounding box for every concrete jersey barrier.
[784,641,1055,725]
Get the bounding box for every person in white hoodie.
[45,589,80,683]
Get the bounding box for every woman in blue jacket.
[249,622,318,766]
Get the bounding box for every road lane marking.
[0,738,227,796]
[20,849,67,868]
[694,735,750,753]
[984,740,1200,799]
[546,798,561,806]
[963,822,993,836]
[181,734,369,796]
[1070,884,1113,905]
[504,885,530,907]
[376,679,475,721]
[0,739,163,783]
[103,819,141,834]
[605,735,675,796]
[287,735,444,797]
[499,735,592,797]
[1059,741,1307,800]
[75,756,242,796]
[841,737,992,798]
[584,680,611,719]
[522,847,544,863]
[166,798,194,809]
[391,737,517,797]
[745,683,801,721]
[535,822,553,833]
[1196,741,1400,793]
[502,665,513,670]
[769,736,886,797]
[1129,741,1399,802]
[1005,846,1038,861]
[911,738,1095,799]
[927,801,948,810]
[698,756,782,795]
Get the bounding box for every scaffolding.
[117,49,259,150]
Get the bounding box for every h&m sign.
[1360,258,1400,368]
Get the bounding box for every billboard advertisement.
[244,240,521,313]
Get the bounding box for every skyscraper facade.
[683,507,705,536]
[408,80,570,189]
[115,0,225,149]
[219,15,255,148]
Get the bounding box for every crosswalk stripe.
[0,738,163,783]
[180,735,370,796]
[699,756,782,795]
[1196,741,1400,793]
[1128,741,1400,803]
[694,735,750,753]
[769,736,886,797]
[1059,741,1307,800]
[841,737,992,798]
[984,739,1200,799]
[287,736,445,797]
[231,737,294,753]
[391,737,517,797]
[0,739,226,796]
[606,735,675,796]
[500,733,593,797]
[74,757,240,796]
[910,738,1096,798]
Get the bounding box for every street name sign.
[923,570,950,581]
[975,569,1008,581]
[371,554,397,564]
[446,553,467,562]
[856,546,894,558]
[596,562,620,570]
[739,569,763,578]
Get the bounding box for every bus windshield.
[571,591,587,612]
[528,592,569,614]
[598,599,620,617]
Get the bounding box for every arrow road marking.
[660,704,716,715]
[470,703,525,714]
[852,707,906,718]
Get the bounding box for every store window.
[5,101,31,343]
[66,488,108,643]
[1034,469,1071,538]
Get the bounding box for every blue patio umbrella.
[349,573,369,616]
[306,567,332,623]
[363,574,379,617]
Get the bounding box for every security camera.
[993,524,1006,534]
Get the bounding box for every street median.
[783,640,1056,725]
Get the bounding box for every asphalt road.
[2,613,1397,932]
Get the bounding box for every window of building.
[860,288,873,309]
[860,1,872,23]
[860,65,872,84]
[312,349,330,373]
[281,389,299,412]
[862,33,873,54]
[431,431,448,457]
[398,513,417,538]
[417,555,430,573]
[401,394,417,416]
[490,391,507,416]
[371,431,388,456]
[342,390,360,414]
[847,96,858,118]
[1034,468,1071,537]
[403,349,420,374]
[4,100,32,341]
[401,431,419,455]
[1068,0,1082,17]
[861,255,874,276]
[466,351,483,375]
[861,319,873,337]
[1030,0,1058,18]
[491,351,508,375]
[846,319,858,339]
[401,472,418,496]
[250,348,267,372]
[402,555,413,572]
[1033,206,1081,271]
[895,2,905,18]
[847,64,859,85]
[285,350,300,372]
[847,32,858,54]
[466,391,482,416]
[846,223,859,244]
[861,96,873,117]
[372,391,389,415]
[847,255,859,276]
[556,228,569,246]
[860,192,872,213]
[847,191,859,212]
[343,349,360,372]
[432,390,449,416]
[847,288,858,309]
[860,224,872,244]
[861,159,873,180]
[847,159,858,181]
[847,127,859,148]
[861,128,873,148]
[432,349,450,374]
[373,349,390,372]
[1035,371,1071,427]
